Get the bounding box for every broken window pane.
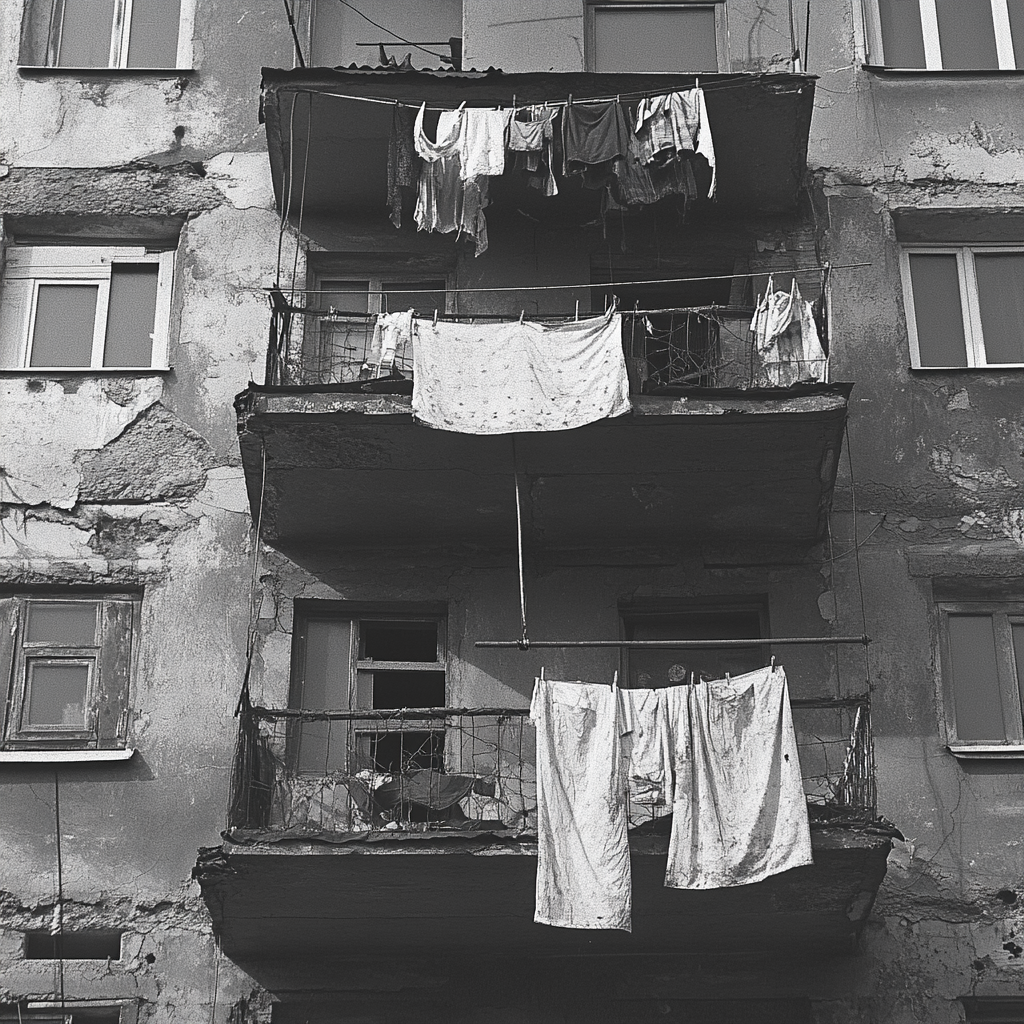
[908,253,968,366]
[24,661,90,728]
[593,6,718,73]
[974,253,1024,364]
[126,0,181,67]
[104,263,159,367]
[935,0,999,68]
[26,602,98,646]
[947,614,1006,740]
[30,284,98,367]
[56,0,116,67]
[877,0,926,66]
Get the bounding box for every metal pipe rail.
[474,635,871,649]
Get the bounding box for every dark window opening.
[370,730,444,773]
[24,930,123,960]
[370,670,446,710]
[361,621,438,662]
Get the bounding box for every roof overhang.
[260,68,816,219]
[235,385,851,549]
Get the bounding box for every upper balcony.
[259,68,816,222]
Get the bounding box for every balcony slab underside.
[196,827,891,961]
[236,386,850,547]
[261,69,815,218]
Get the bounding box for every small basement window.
[24,930,123,960]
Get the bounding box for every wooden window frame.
[862,0,1019,69]
[0,593,139,752]
[937,601,1024,755]
[44,0,196,70]
[0,244,175,370]
[584,0,729,74]
[901,244,1024,368]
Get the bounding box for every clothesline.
[278,72,810,113]
[475,635,871,649]
[267,263,868,298]
[285,304,752,319]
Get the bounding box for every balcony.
[260,68,816,219]
[238,302,849,549]
[195,691,894,963]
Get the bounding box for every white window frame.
[313,273,451,316]
[47,0,196,70]
[862,0,1018,69]
[937,602,1024,756]
[0,244,175,370]
[584,0,729,74]
[901,244,1024,368]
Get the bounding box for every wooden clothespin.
[540,665,545,681]
[574,299,579,322]
[519,310,525,324]
[770,655,776,671]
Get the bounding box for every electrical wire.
[333,0,448,60]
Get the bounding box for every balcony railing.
[228,692,874,836]
[264,293,827,394]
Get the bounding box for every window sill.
[0,748,135,763]
[0,367,171,375]
[909,365,1024,372]
[18,66,195,78]
[863,65,1024,77]
[948,744,1024,760]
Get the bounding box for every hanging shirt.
[634,89,716,199]
[459,107,511,179]
[663,665,813,889]
[563,100,630,188]
[751,277,827,385]
[622,687,673,817]
[508,107,560,196]
[411,309,631,434]
[386,104,420,229]
[531,678,634,932]
[364,309,414,374]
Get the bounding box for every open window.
[307,0,462,69]
[0,594,138,753]
[21,0,195,69]
[620,600,769,687]
[585,1,727,73]
[901,245,1024,367]
[0,243,175,370]
[863,0,1024,69]
[289,605,447,774]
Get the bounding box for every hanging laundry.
[663,665,813,889]
[413,103,490,256]
[612,129,697,208]
[508,107,559,196]
[563,100,630,189]
[622,687,673,816]
[386,104,420,229]
[634,89,716,199]
[363,309,414,376]
[411,309,630,434]
[750,277,827,386]
[531,678,634,932]
[460,107,512,179]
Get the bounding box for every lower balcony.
[196,694,897,963]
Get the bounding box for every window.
[289,607,447,774]
[0,594,138,752]
[901,246,1024,367]
[620,601,768,687]
[586,1,725,73]
[865,0,1024,69]
[36,0,194,69]
[938,602,1024,752]
[0,244,175,370]
[962,997,1024,1023]
[304,274,447,384]
[307,0,462,69]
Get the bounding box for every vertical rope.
[53,769,65,1011]
[512,436,529,648]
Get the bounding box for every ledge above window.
[948,743,1024,759]
[0,747,135,763]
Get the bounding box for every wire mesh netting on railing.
[229,697,874,836]
[266,299,828,392]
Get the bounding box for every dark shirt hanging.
[563,100,630,189]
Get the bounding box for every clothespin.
[540,665,545,681]
[574,299,579,322]
[695,77,700,91]
[519,310,525,324]
[513,93,517,111]
[770,655,776,671]
[433,309,439,326]
[725,672,731,683]
[568,93,573,107]
[612,669,619,690]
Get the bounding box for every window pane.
[974,253,1024,364]
[935,0,999,68]
[104,264,159,367]
[1012,623,1024,732]
[26,602,98,646]
[947,614,1006,741]
[1010,0,1024,66]
[25,662,90,728]
[593,7,718,73]
[877,0,926,66]
[126,0,181,67]
[908,254,968,366]
[381,281,446,317]
[370,670,446,709]
[317,280,369,313]
[294,618,351,772]
[361,621,438,661]
[30,284,98,367]
[56,0,115,67]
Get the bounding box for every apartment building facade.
[0,2,1022,1022]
